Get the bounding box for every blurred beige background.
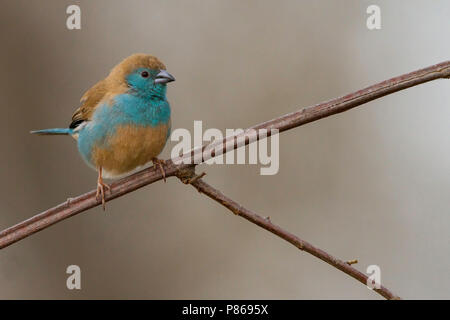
[0,0,449,299]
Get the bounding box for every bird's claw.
[152,158,167,182]
[96,181,111,211]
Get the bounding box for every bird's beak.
[154,70,175,84]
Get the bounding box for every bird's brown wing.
[70,79,108,129]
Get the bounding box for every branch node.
[346,259,358,265]
[66,197,74,206]
[175,165,206,186]
[175,165,196,183]
[187,172,206,185]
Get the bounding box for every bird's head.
[108,53,175,100]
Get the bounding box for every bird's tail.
[30,128,73,135]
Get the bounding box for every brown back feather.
[70,79,108,128]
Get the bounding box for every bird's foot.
[96,180,111,211]
[152,157,167,182]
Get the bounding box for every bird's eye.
[141,71,149,78]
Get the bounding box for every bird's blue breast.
[77,93,171,168]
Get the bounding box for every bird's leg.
[152,157,167,182]
[95,167,110,210]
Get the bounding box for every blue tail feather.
[30,128,73,135]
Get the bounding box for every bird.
[31,53,175,210]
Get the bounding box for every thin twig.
[182,175,399,300]
[0,61,448,298]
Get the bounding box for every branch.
[1,61,448,298]
[179,171,400,299]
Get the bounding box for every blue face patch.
[126,67,167,100]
